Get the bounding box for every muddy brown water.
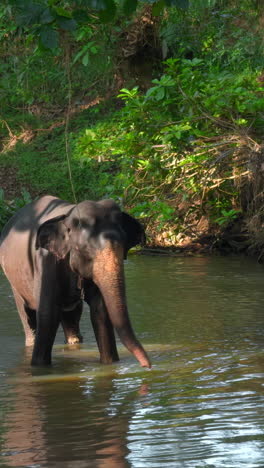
[0,255,264,467]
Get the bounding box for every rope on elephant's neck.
[65,41,78,206]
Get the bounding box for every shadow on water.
[1,349,142,468]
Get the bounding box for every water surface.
[0,255,263,467]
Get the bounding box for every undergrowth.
[1,2,264,249]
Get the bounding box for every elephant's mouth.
[69,249,93,280]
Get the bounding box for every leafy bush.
[0,0,263,246]
[66,56,262,237]
[0,189,32,231]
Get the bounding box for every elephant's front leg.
[61,301,83,345]
[84,281,119,364]
[32,306,60,366]
[31,252,60,366]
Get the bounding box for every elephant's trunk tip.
[133,348,152,369]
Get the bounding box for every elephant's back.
[0,196,74,304]
[1,196,72,242]
[0,195,73,263]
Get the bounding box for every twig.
[1,119,14,137]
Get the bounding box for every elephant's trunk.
[93,242,151,368]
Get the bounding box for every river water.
[0,255,263,467]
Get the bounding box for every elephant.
[0,195,151,368]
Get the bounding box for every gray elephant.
[0,195,151,368]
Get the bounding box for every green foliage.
[2,0,190,52]
[11,1,78,49]
[0,0,263,245]
[0,4,117,113]
[214,208,241,226]
[161,1,264,69]
[0,188,31,231]
[64,54,262,234]
[73,25,98,66]
[130,201,175,230]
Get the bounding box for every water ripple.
[1,258,264,467]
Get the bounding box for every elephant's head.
[36,199,151,368]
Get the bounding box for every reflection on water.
[0,256,264,467]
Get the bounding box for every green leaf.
[56,16,77,31]
[152,0,165,16]
[39,25,58,49]
[122,0,138,15]
[145,87,156,98]
[82,52,89,66]
[72,9,90,24]
[40,8,55,24]
[99,0,116,22]
[156,87,165,100]
[54,7,72,18]
[16,3,43,26]
[190,58,203,66]
[73,48,84,64]
[90,46,98,54]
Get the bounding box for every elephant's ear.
[36,214,70,259]
[121,212,146,257]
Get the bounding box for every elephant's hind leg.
[61,301,83,345]
[12,289,36,346]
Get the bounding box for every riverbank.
[0,111,264,260]
[0,164,257,260]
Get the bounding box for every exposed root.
[0,96,106,153]
[121,5,160,59]
[1,129,35,152]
